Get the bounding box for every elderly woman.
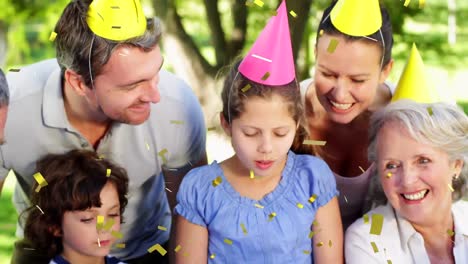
[345,100,468,264]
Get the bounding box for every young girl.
[21,150,129,264]
[174,3,342,263]
[295,0,395,229]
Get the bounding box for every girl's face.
[61,182,121,261]
[222,94,297,178]
[314,34,391,124]
[377,121,463,226]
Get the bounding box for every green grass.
[0,172,18,264]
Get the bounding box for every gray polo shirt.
[3,59,206,259]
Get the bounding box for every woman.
[296,1,394,229]
[346,100,468,263]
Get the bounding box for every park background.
[0,0,467,262]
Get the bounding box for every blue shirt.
[175,151,338,263]
[49,254,126,264]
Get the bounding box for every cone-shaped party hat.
[330,0,382,36]
[391,43,441,103]
[87,0,146,41]
[238,0,295,85]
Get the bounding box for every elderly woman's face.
[376,121,460,225]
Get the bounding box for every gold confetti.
[303,250,311,254]
[289,10,297,18]
[319,29,324,36]
[111,230,123,239]
[261,72,270,81]
[207,127,216,131]
[157,225,167,231]
[49,32,57,42]
[103,218,115,231]
[148,243,167,256]
[370,214,384,235]
[386,172,392,178]
[404,0,411,7]
[254,203,264,209]
[210,254,216,259]
[183,252,189,257]
[96,215,104,230]
[116,243,126,249]
[212,176,222,187]
[224,238,233,245]
[363,214,369,224]
[308,231,315,238]
[253,0,264,7]
[327,39,339,53]
[106,168,111,177]
[427,107,433,116]
[312,220,319,226]
[240,223,248,235]
[387,260,393,264]
[328,240,332,247]
[359,166,365,173]
[419,0,425,8]
[371,241,379,253]
[241,84,252,93]
[448,183,454,192]
[9,68,20,72]
[297,203,304,209]
[174,245,182,252]
[170,120,184,125]
[308,194,318,203]
[33,172,48,192]
[303,140,327,146]
[158,149,168,163]
[447,229,455,236]
[316,242,324,247]
[268,212,277,221]
[35,205,44,214]
[250,170,255,179]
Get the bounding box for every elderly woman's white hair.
[364,100,468,209]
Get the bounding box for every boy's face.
[61,182,121,261]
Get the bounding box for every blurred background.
[0,0,467,262]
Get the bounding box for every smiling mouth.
[401,190,429,201]
[329,99,353,110]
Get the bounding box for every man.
[2,0,206,263]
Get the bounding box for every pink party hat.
[239,0,295,85]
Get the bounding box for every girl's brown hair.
[21,149,129,258]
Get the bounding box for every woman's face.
[314,34,391,124]
[376,121,463,226]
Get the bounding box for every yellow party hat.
[391,43,440,103]
[86,0,146,41]
[330,0,382,36]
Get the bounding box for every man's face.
[87,45,164,125]
[0,106,8,144]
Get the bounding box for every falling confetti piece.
[183,252,189,257]
[116,243,126,248]
[210,254,216,259]
[303,140,327,146]
[308,194,318,203]
[111,230,123,239]
[343,195,348,204]
[240,223,248,235]
[96,215,104,230]
[207,127,216,131]
[158,149,168,163]
[447,229,455,236]
[359,166,365,173]
[297,203,304,209]
[448,183,454,192]
[268,212,277,221]
[386,172,392,178]
[319,29,324,36]
[261,72,270,81]
[327,39,339,53]
[253,0,264,7]
[363,214,369,224]
[174,245,182,252]
[427,107,433,116]
[371,241,379,253]
[165,187,172,193]
[148,243,167,256]
[308,231,315,238]
[212,176,222,187]
[35,205,44,214]
[312,220,319,226]
[328,240,332,247]
[250,170,255,179]
[289,10,297,18]
[419,0,425,8]
[303,250,311,254]
[370,214,384,235]
[49,32,57,41]
[158,225,167,231]
[254,203,264,209]
[103,218,115,231]
[106,168,111,177]
[9,69,20,72]
[387,260,393,264]
[316,242,324,247]
[404,0,411,7]
[145,142,150,150]
[170,120,184,125]
[224,238,233,245]
[33,172,48,192]
[241,84,252,93]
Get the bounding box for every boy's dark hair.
[22,149,129,258]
